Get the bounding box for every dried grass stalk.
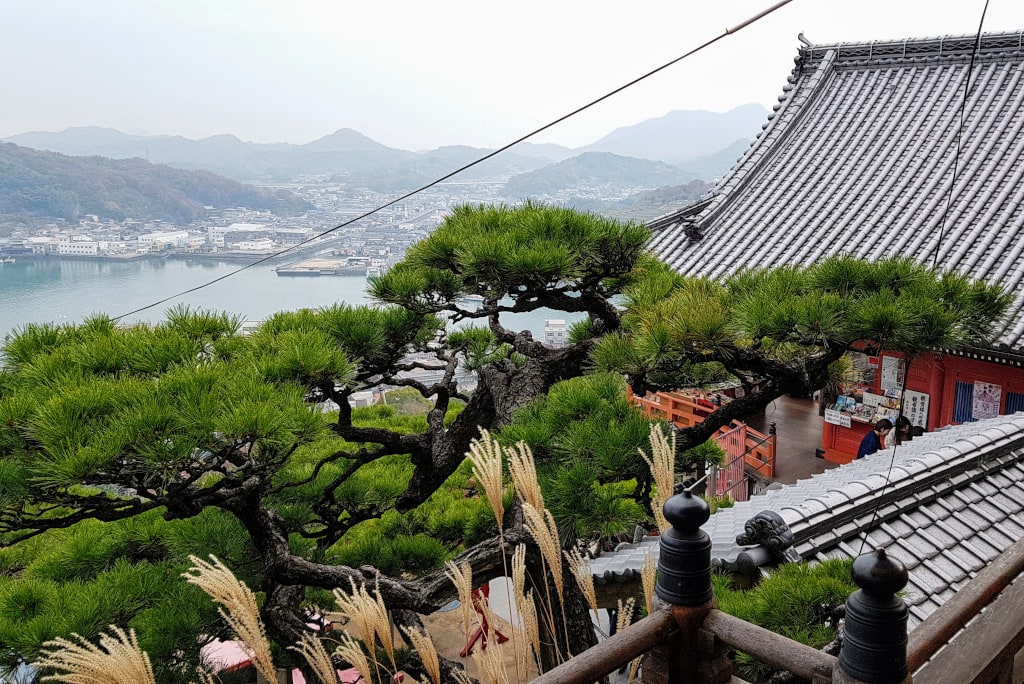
[467,428,505,533]
[182,555,275,683]
[334,633,373,684]
[35,626,156,684]
[616,597,636,635]
[471,634,509,684]
[628,655,641,683]
[289,633,338,684]
[522,502,563,594]
[565,548,599,624]
[641,552,658,614]
[401,625,441,684]
[451,668,475,684]
[506,440,543,511]
[639,424,676,530]
[444,560,476,643]
[511,544,527,607]
[517,589,542,671]
[331,578,396,670]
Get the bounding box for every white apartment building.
[57,240,99,256]
[208,223,267,247]
[138,230,190,250]
[544,319,567,348]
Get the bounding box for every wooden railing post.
[643,490,731,684]
[836,547,911,684]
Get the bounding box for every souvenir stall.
[821,348,1024,463]
[821,351,931,463]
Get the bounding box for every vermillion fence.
[630,389,776,481]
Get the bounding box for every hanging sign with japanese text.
[903,390,930,428]
[973,382,1002,420]
[880,356,904,391]
[824,408,852,427]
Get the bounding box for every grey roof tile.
[589,413,1024,631]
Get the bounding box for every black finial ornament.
[839,547,910,683]
[655,490,713,606]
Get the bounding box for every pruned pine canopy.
[0,205,1013,681]
[370,201,650,324]
[595,254,1012,396]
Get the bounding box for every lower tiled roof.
[589,413,1024,629]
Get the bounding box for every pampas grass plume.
[445,560,475,643]
[522,502,563,594]
[334,633,373,684]
[566,547,599,624]
[639,424,676,531]
[289,634,338,684]
[35,626,156,684]
[468,428,506,533]
[401,625,441,684]
[182,555,276,684]
[331,578,396,670]
[642,551,658,615]
[506,441,543,511]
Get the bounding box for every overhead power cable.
[859,0,989,558]
[113,0,796,321]
[931,0,990,270]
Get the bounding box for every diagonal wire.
[931,0,990,270]
[858,0,990,557]
[112,0,797,321]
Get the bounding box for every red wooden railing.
[630,389,776,480]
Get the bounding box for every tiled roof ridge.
[799,30,1024,67]
[789,426,1024,556]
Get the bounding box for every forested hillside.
[0,143,312,223]
[502,152,696,197]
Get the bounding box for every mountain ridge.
[3,104,767,183]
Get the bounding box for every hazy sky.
[3,1,1024,150]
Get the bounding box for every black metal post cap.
[851,547,909,597]
[663,489,711,533]
[655,490,713,606]
[840,547,910,683]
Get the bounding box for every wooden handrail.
[908,536,1024,671]
[530,610,677,684]
[703,610,837,681]
[912,574,1024,683]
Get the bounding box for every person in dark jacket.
[856,418,893,459]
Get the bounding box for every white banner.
[904,390,930,428]
[824,408,852,427]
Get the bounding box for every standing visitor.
[856,419,893,459]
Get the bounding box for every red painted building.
[822,349,1024,462]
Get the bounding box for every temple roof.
[647,31,1024,352]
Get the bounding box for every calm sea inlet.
[0,257,577,343]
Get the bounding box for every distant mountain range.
[3,104,766,182]
[0,104,768,222]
